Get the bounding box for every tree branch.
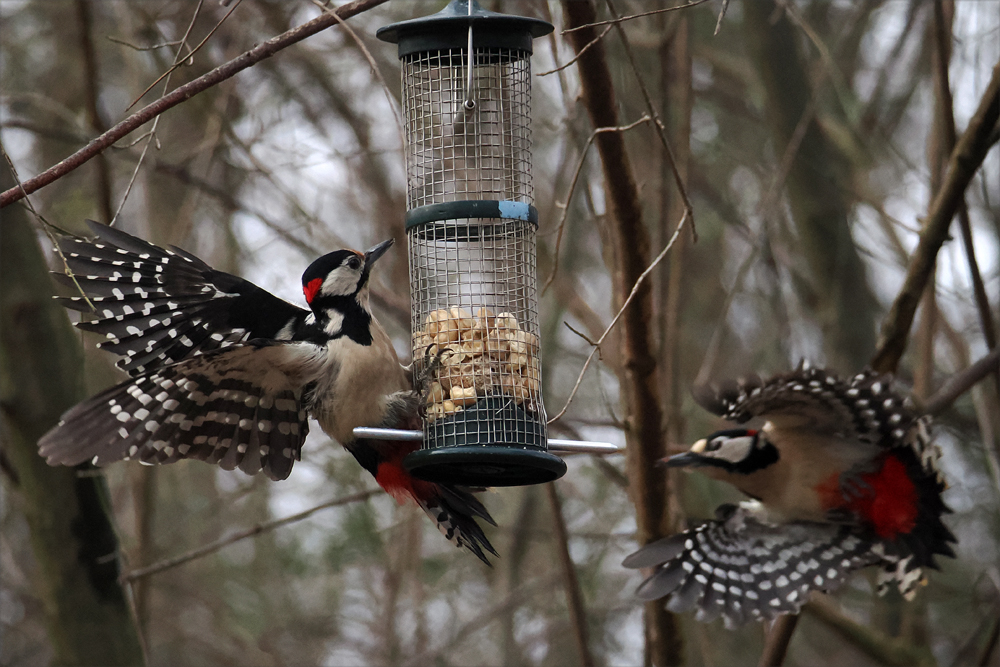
[0,0,390,209]
[871,61,1000,373]
[758,615,799,667]
[120,489,378,582]
[560,2,682,664]
[923,348,1000,415]
[545,483,594,667]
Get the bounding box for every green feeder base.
[403,395,566,486]
[403,445,566,487]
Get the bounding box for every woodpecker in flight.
[623,364,955,627]
[38,220,498,564]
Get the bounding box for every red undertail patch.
[375,454,438,506]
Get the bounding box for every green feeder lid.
[376,0,553,59]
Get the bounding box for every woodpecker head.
[665,428,779,477]
[301,239,394,312]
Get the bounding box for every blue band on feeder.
[405,200,537,230]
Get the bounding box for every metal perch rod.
[352,427,620,454]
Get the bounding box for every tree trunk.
[0,165,144,666]
[560,2,681,664]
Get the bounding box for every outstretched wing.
[38,341,326,481]
[623,504,879,627]
[54,220,310,376]
[693,364,917,446]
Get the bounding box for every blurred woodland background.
[1,0,999,665]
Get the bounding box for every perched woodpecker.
[38,220,498,564]
[623,364,956,627]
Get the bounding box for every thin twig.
[402,572,562,666]
[871,61,1000,373]
[756,96,816,218]
[604,0,696,241]
[924,348,1000,415]
[537,24,613,77]
[545,484,594,667]
[549,210,689,424]
[929,0,999,395]
[106,36,184,52]
[714,0,731,36]
[120,489,378,582]
[0,0,391,209]
[126,0,243,112]
[0,143,95,311]
[319,1,405,148]
[112,0,206,225]
[561,0,710,33]
[541,115,652,295]
[694,244,759,386]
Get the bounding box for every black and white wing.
[623,504,880,627]
[38,341,326,481]
[692,364,917,446]
[54,220,310,376]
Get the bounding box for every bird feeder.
[376,0,566,487]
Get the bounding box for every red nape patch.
[825,455,919,538]
[303,278,323,304]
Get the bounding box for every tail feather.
[418,486,499,565]
[346,439,498,565]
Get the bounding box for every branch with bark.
[560,1,682,664]
[871,61,1000,374]
[0,0,390,209]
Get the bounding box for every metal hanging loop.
[463,2,476,110]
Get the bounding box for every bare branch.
[604,0,696,241]
[871,61,1000,373]
[402,572,562,666]
[126,0,239,112]
[548,210,688,424]
[560,0,710,34]
[120,489,378,582]
[0,0,392,209]
[924,348,1000,415]
[536,24,613,77]
[758,614,799,667]
[541,115,652,295]
[545,484,594,667]
[111,0,205,225]
[713,0,731,35]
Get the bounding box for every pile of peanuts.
[413,306,540,421]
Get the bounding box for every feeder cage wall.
[378,0,565,487]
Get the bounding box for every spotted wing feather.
[624,504,880,628]
[55,220,309,376]
[38,342,326,481]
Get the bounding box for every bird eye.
[705,439,722,452]
[348,256,361,270]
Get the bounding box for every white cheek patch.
[713,437,754,464]
[321,266,360,297]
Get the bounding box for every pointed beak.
[658,439,709,468]
[364,239,394,267]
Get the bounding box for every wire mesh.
[403,47,545,450]
[403,49,532,207]
[409,219,544,448]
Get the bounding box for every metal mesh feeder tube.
[379,0,565,487]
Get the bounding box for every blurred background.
[1,0,998,665]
